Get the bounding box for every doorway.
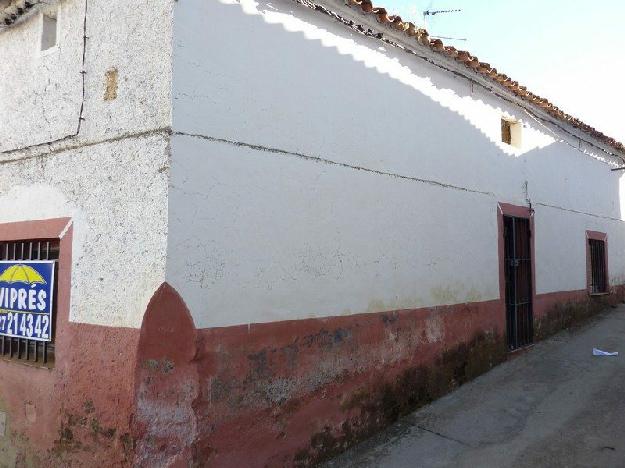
[503,215,533,350]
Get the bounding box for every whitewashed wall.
[0,0,172,151]
[168,135,498,328]
[0,0,173,327]
[0,0,82,151]
[169,0,625,328]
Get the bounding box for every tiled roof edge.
[311,0,624,158]
[0,1,46,32]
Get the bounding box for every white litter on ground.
[593,348,619,356]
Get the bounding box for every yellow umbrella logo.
[0,264,47,285]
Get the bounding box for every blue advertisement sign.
[0,261,55,342]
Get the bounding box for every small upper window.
[501,118,522,148]
[41,9,57,51]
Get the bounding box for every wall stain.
[294,332,506,466]
[430,285,461,304]
[535,295,614,340]
[142,358,175,374]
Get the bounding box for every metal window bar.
[0,239,59,367]
[589,239,607,294]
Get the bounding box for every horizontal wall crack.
[534,202,623,222]
[173,131,495,197]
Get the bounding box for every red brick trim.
[586,230,609,295]
[0,217,71,241]
[586,231,607,241]
[497,203,532,219]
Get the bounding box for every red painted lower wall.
[2,283,623,466]
[0,322,139,466]
[191,302,504,467]
[131,283,625,467]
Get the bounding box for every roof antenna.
[430,35,467,41]
[422,8,464,41]
[423,8,462,17]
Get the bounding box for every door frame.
[586,230,609,295]
[497,203,536,350]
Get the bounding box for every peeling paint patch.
[104,67,119,101]
[425,315,444,343]
[24,403,36,424]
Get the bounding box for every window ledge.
[39,44,60,57]
[589,292,610,297]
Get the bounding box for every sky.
[385,0,625,142]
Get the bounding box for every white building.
[0,0,623,465]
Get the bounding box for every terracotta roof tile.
[430,38,444,51]
[336,0,624,155]
[443,46,458,58]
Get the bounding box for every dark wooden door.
[503,216,533,350]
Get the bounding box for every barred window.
[0,239,59,367]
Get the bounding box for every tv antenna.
[429,35,467,42]
[423,8,462,17]
[422,6,465,42]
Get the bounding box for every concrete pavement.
[325,306,625,468]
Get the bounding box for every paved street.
[326,307,625,468]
